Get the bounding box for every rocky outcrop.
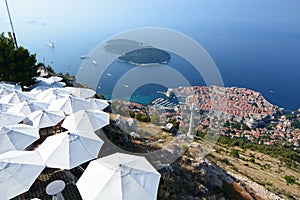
[115,115,138,134]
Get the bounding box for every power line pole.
[5,0,18,48]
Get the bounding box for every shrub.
[284,175,296,185]
[230,149,240,158]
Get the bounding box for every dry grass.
[108,114,300,199]
[206,142,300,199]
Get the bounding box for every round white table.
[46,180,65,200]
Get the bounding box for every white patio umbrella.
[55,87,75,95]
[0,86,15,96]
[62,109,109,132]
[0,124,39,154]
[30,86,60,95]
[0,111,26,126]
[36,131,104,169]
[23,110,65,128]
[0,90,35,104]
[34,77,66,89]
[88,98,109,110]
[48,95,90,115]
[35,88,68,103]
[0,82,21,93]
[69,87,96,99]
[77,153,161,200]
[50,81,66,88]
[30,85,51,94]
[0,150,45,200]
[7,100,49,115]
[0,103,14,112]
[35,76,63,85]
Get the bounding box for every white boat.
[80,55,89,59]
[46,41,55,48]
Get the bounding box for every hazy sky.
[1,0,300,41]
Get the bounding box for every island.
[103,39,144,54]
[117,47,171,65]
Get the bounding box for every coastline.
[117,57,169,66]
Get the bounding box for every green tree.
[0,33,38,86]
[168,119,180,130]
[46,65,55,74]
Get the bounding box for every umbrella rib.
[79,136,102,159]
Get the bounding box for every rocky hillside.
[98,116,299,200]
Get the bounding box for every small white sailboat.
[92,60,97,65]
[106,73,112,77]
[46,40,55,48]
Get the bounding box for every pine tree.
[0,33,38,86]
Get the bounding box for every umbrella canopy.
[77,153,161,200]
[30,86,51,94]
[0,82,21,95]
[0,150,45,199]
[0,103,14,112]
[34,77,66,89]
[88,98,109,110]
[7,100,49,115]
[70,87,96,99]
[0,86,15,96]
[35,88,68,103]
[0,111,26,126]
[31,85,68,94]
[0,124,39,154]
[48,95,90,115]
[23,109,65,128]
[0,91,35,104]
[35,76,63,85]
[36,131,103,169]
[62,109,109,132]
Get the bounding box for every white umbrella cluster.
[0,80,110,198]
[0,79,161,200]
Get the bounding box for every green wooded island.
[118,47,171,65]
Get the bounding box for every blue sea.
[16,28,300,110]
[2,0,299,110]
[96,52,205,105]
